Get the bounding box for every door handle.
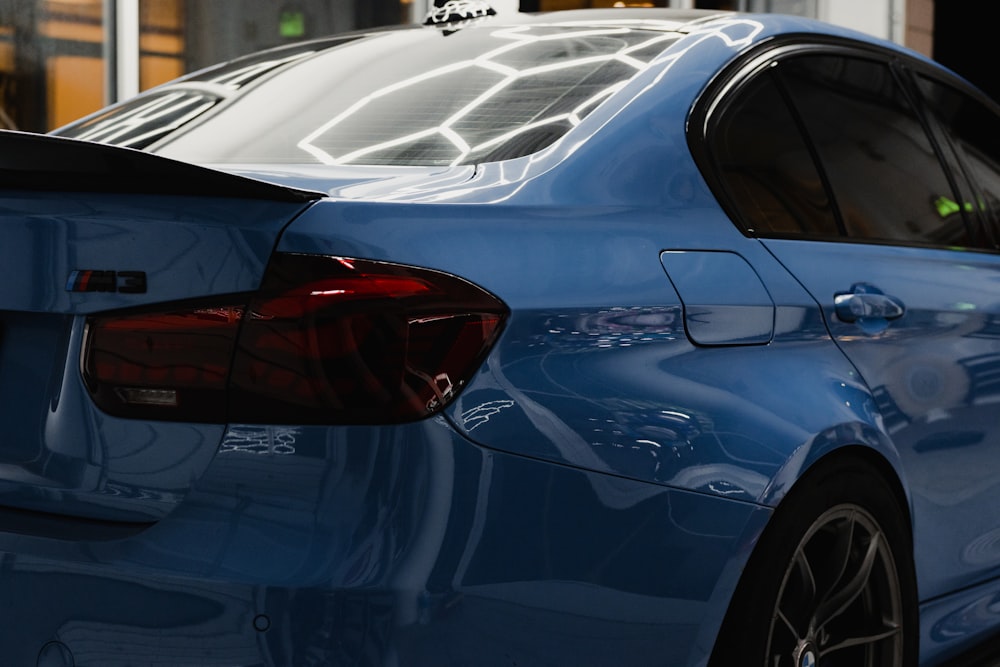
[834,284,905,323]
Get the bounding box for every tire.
[708,456,918,667]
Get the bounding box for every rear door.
[697,46,1000,600]
[0,132,317,524]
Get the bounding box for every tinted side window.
[778,55,973,248]
[917,76,1000,247]
[709,69,841,237]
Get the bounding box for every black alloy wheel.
[708,455,918,667]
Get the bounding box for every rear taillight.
[82,254,507,423]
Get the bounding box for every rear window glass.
[54,42,332,149]
[56,23,680,167]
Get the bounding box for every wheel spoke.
[795,548,818,607]
[776,608,797,639]
[778,547,818,637]
[820,510,856,599]
[814,525,882,632]
[821,622,900,655]
[759,496,908,667]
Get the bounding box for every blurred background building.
[0,0,984,134]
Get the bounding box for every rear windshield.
[56,22,681,167]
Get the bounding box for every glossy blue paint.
[920,580,1000,665]
[275,196,897,514]
[0,191,310,522]
[660,250,775,345]
[2,7,998,665]
[0,420,769,666]
[764,238,1000,602]
[0,191,310,313]
[0,312,224,522]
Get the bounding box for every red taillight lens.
[84,305,244,421]
[83,254,507,423]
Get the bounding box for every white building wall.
[417,0,910,48]
[818,0,905,43]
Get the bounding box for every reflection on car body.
[1,6,1000,666]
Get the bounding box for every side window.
[708,69,841,237]
[917,75,1000,248]
[777,55,974,248]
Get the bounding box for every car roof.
[51,8,952,202]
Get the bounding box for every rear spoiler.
[1,130,323,203]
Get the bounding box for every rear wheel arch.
[815,446,914,546]
[709,447,919,666]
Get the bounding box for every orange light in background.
[0,26,14,71]
[41,0,105,128]
[48,54,103,127]
[140,0,184,91]
[37,0,184,128]
[0,25,13,128]
[537,0,588,10]
[40,0,104,42]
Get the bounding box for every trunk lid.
[0,132,319,525]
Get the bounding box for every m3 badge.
[66,270,147,294]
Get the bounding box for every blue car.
[4,5,1000,665]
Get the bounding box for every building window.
[0,0,106,131]
[140,0,184,90]
[1,0,410,132]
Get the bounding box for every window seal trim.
[687,33,997,253]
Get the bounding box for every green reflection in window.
[280,11,306,38]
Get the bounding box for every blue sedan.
[3,5,1000,666]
